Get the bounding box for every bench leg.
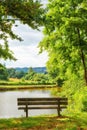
[25,105,28,118]
[57,109,61,117]
[25,109,28,118]
[57,103,61,117]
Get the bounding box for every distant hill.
[14,67,47,73]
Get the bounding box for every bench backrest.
[17,97,68,107]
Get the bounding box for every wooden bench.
[17,97,68,117]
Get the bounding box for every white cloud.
[1,23,48,68]
[8,23,43,47]
[4,45,48,68]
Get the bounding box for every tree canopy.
[0,0,44,60]
[0,63,8,80]
[39,0,87,85]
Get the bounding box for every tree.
[7,68,16,78]
[15,71,25,79]
[0,64,8,80]
[7,68,25,79]
[24,67,36,80]
[39,0,87,85]
[0,0,44,60]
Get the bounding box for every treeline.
[0,64,54,85]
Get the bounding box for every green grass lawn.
[0,115,87,130]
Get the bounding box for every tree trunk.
[77,28,87,86]
[80,49,87,85]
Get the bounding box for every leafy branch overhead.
[0,0,44,60]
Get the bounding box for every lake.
[0,89,57,118]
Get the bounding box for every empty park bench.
[17,97,68,117]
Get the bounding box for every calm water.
[0,89,57,118]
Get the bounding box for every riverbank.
[0,84,57,91]
[0,115,87,130]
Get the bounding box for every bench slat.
[18,106,60,109]
[18,97,68,101]
[18,101,68,105]
[18,106,67,110]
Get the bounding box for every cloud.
[4,45,48,68]
[8,23,43,47]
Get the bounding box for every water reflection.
[0,89,57,118]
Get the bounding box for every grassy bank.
[0,115,87,130]
[0,79,55,86]
[0,79,56,91]
[0,84,57,91]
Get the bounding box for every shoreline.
[0,84,57,91]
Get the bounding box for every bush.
[61,78,87,114]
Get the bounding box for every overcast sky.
[0,0,48,68]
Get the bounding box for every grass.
[0,79,55,86]
[0,116,73,130]
[0,115,87,130]
[0,79,57,91]
[0,84,56,91]
[0,117,46,129]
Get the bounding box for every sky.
[0,0,48,68]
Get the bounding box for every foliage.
[52,76,87,114]
[7,68,16,78]
[7,68,25,79]
[23,67,54,84]
[73,86,87,113]
[0,66,54,84]
[24,67,36,80]
[39,0,87,119]
[0,63,8,80]
[1,0,44,28]
[39,0,87,85]
[0,0,44,60]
